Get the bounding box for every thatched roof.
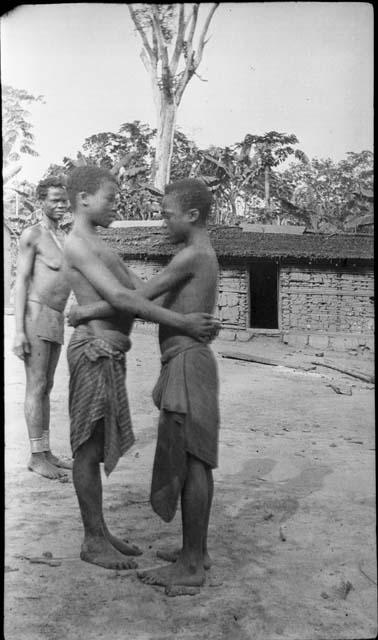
[239,223,306,235]
[100,226,374,262]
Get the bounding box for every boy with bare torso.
[13,177,72,479]
[63,167,216,570]
[70,178,220,589]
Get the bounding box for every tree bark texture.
[153,100,177,192]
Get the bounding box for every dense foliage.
[2,82,373,232]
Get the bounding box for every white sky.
[1,2,374,183]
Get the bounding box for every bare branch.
[184,6,194,32]
[193,3,219,68]
[150,5,170,72]
[140,48,151,73]
[174,4,199,104]
[151,25,158,59]
[175,61,194,105]
[128,4,155,63]
[170,4,185,76]
[194,70,208,82]
[186,3,199,53]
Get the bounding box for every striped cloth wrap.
[67,324,134,476]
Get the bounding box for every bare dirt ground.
[4,315,376,640]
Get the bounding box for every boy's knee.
[26,376,49,398]
[187,455,207,474]
[75,440,101,466]
[45,376,55,395]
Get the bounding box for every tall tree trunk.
[229,190,238,225]
[153,99,177,192]
[264,165,271,216]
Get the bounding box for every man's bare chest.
[36,230,64,271]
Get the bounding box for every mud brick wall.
[126,258,165,280]
[280,265,374,333]
[216,266,248,327]
[125,258,248,328]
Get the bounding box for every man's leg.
[156,466,213,569]
[43,343,72,470]
[202,467,214,567]
[138,454,207,587]
[24,335,66,479]
[73,420,138,570]
[180,456,209,574]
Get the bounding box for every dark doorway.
[249,261,278,329]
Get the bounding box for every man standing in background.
[13,176,72,479]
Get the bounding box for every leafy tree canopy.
[2,85,44,166]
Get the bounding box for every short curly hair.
[66,166,117,208]
[36,176,67,201]
[165,178,213,223]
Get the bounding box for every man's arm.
[65,238,214,339]
[12,228,36,359]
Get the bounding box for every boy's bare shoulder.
[178,243,216,260]
[64,231,108,268]
[191,243,218,265]
[64,231,89,263]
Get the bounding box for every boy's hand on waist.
[12,332,31,360]
[66,304,83,327]
[183,313,220,343]
[208,319,221,342]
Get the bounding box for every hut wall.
[217,267,248,327]
[127,258,165,280]
[280,264,374,333]
[122,257,374,347]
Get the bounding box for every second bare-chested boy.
[63,166,216,570]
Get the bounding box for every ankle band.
[30,437,46,454]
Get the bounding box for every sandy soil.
[4,316,376,640]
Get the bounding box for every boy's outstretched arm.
[67,299,117,326]
[135,248,194,300]
[65,239,214,340]
[67,248,195,326]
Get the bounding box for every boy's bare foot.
[80,537,138,570]
[137,558,205,587]
[28,453,68,480]
[106,532,142,557]
[45,451,73,470]
[156,547,211,570]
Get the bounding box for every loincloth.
[27,298,65,345]
[151,342,219,522]
[67,324,134,476]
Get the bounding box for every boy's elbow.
[110,288,139,314]
[107,287,124,310]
